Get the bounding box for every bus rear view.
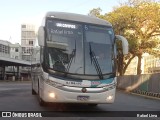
[31,12,128,106]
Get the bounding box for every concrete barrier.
[117,73,160,98]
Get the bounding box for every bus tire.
[38,81,46,106]
[38,90,46,106]
[32,89,37,95]
[38,96,46,106]
[88,104,98,107]
[31,81,37,95]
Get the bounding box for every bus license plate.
[77,96,89,101]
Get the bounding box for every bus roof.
[44,11,112,27]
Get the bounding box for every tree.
[89,0,160,75]
[88,7,102,17]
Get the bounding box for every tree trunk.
[117,52,124,76]
[137,54,142,75]
[123,55,135,74]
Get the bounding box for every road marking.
[0,88,22,91]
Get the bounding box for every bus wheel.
[31,82,37,95]
[39,97,46,106]
[88,104,98,107]
[38,84,46,106]
[32,89,37,95]
[38,92,46,106]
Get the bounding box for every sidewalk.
[131,89,160,99]
[117,88,160,100]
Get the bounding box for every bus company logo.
[81,88,87,93]
[2,112,11,117]
[56,23,76,29]
[91,81,101,86]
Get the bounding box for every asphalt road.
[0,81,159,120]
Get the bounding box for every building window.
[22,47,33,54]
[15,48,18,52]
[22,25,26,28]
[15,56,18,59]
[29,41,33,45]
[22,55,31,61]
[0,44,2,52]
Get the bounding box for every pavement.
[0,80,159,101]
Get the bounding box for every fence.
[117,73,160,96]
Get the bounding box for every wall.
[117,74,160,94]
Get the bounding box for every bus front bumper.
[41,82,116,104]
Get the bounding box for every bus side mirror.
[38,26,45,46]
[115,35,128,55]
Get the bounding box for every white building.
[0,39,10,58]
[125,53,160,75]
[10,43,22,59]
[32,46,40,63]
[21,24,36,61]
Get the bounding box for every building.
[0,40,11,79]
[0,39,10,58]
[32,46,40,63]
[0,38,39,80]
[143,55,160,73]
[124,57,138,75]
[125,54,160,75]
[21,24,36,61]
[10,43,22,59]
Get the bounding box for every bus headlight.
[106,95,113,101]
[49,92,56,98]
[45,79,63,87]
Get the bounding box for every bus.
[31,11,128,106]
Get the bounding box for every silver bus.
[31,12,128,106]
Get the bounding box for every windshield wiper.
[66,39,76,72]
[89,42,103,79]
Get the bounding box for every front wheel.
[38,81,46,106]
[32,89,37,95]
[32,82,37,95]
[38,95,46,106]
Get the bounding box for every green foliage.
[88,7,102,17]
[89,0,160,75]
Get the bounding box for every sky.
[0,0,127,44]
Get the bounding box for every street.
[0,81,159,120]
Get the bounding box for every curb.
[117,89,160,100]
[131,89,160,99]
[131,92,160,100]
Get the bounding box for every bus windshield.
[45,19,114,79]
